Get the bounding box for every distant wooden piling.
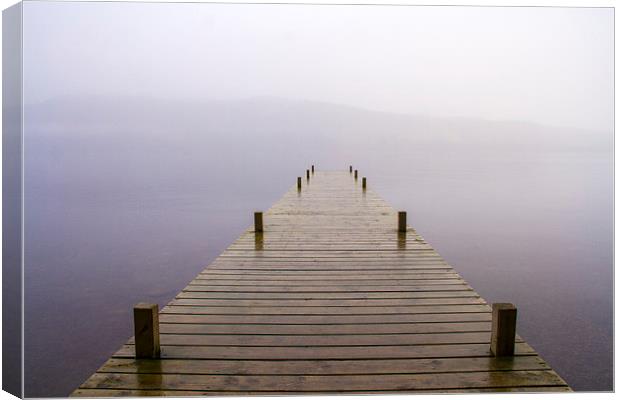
[254,212,263,233]
[398,211,407,232]
[306,169,310,180]
[349,165,352,173]
[354,170,358,179]
[490,303,517,357]
[362,177,367,189]
[133,303,160,359]
[311,165,315,174]
[297,177,302,190]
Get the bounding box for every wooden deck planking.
[72,170,570,395]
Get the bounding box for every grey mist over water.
[21,2,612,396]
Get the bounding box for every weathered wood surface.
[72,170,570,396]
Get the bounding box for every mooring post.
[133,303,160,359]
[311,165,314,174]
[297,177,302,190]
[490,303,517,357]
[349,165,353,173]
[254,211,263,233]
[362,177,367,189]
[306,169,310,180]
[354,170,358,180]
[398,211,407,233]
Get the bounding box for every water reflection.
[254,232,264,251]
[397,232,407,250]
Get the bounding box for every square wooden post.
[133,303,160,359]
[362,177,367,189]
[398,211,407,233]
[254,211,263,233]
[306,169,310,180]
[349,165,353,173]
[311,165,314,173]
[297,177,302,190]
[354,170,358,180]
[490,303,517,357]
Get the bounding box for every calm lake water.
[23,102,613,396]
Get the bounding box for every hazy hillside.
[25,95,612,151]
[23,96,612,198]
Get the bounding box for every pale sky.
[23,2,613,131]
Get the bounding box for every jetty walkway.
[72,169,570,395]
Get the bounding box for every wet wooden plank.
[159,304,491,315]
[175,290,479,299]
[72,385,573,397]
[157,312,493,324]
[113,342,538,359]
[157,321,494,335]
[188,278,467,285]
[182,284,473,292]
[197,272,462,279]
[97,355,549,375]
[80,370,567,392]
[169,297,485,306]
[126,331,525,346]
[176,289,480,300]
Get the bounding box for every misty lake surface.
[23,99,612,396]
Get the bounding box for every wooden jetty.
[72,169,570,396]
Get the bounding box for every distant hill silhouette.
[23,95,612,200]
[25,95,611,155]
